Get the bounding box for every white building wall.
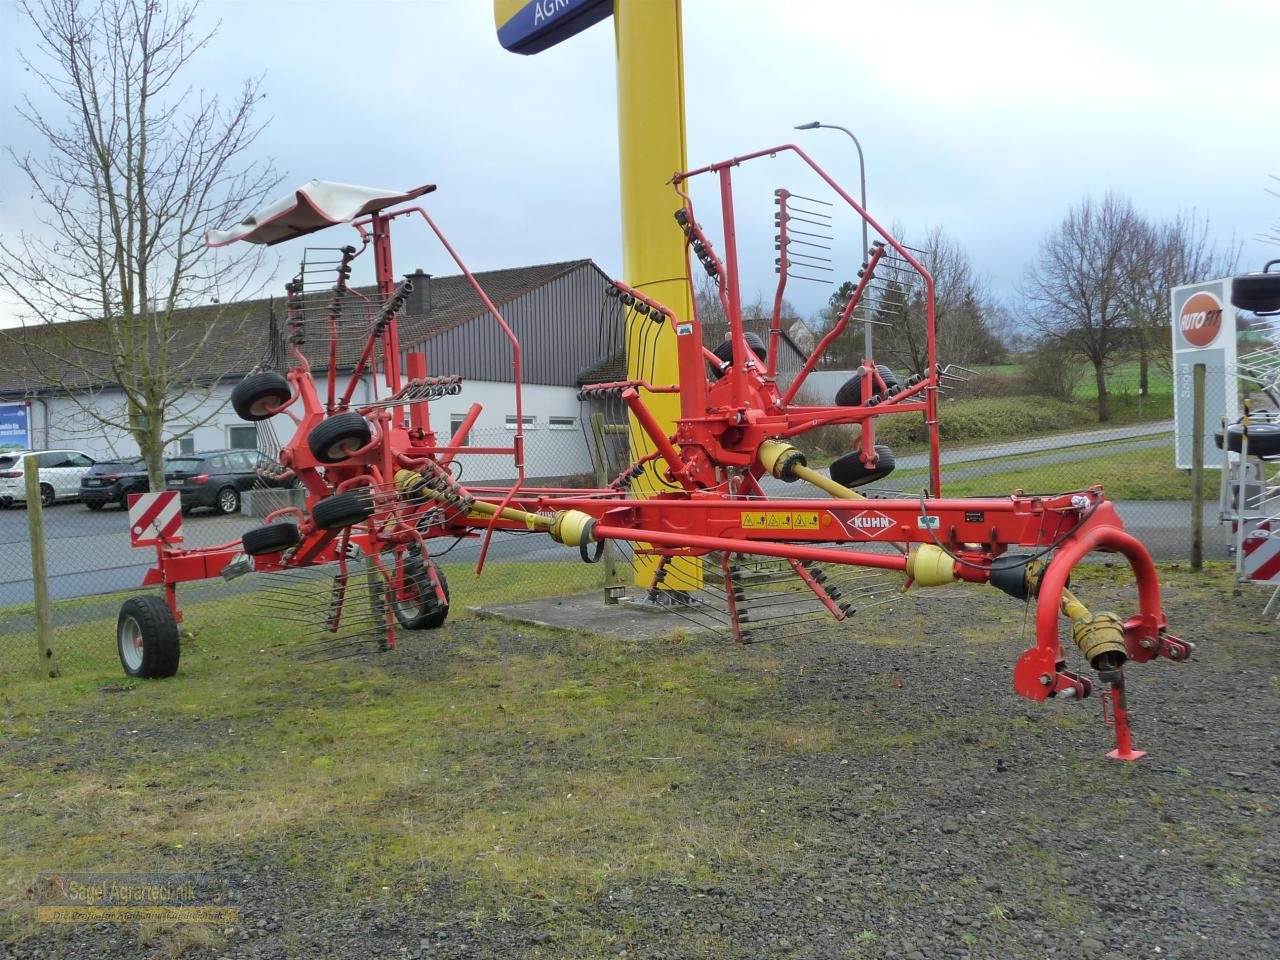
[33,374,591,480]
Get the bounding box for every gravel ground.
[5,570,1278,960]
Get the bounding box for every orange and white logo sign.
[1178,290,1224,348]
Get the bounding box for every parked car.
[80,457,150,510]
[164,449,292,515]
[0,449,96,508]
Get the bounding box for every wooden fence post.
[591,412,626,603]
[24,454,60,677]
[1190,363,1205,572]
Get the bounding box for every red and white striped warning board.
[1242,518,1280,583]
[127,491,184,547]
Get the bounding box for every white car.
[0,449,96,508]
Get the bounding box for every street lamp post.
[795,121,873,362]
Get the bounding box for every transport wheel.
[835,365,901,407]
[1231,271,1280,313]
[215,486,241,515]
[830,444,897,488]
[709,331,767,377]
[231,371,292,421]
[39,483,55,508]
[392,554,450,630]
[241,521,301,556]
[1215,422,1280,458]
[308,412,372,464]
[312,489,375,531]
[117,595,180,679]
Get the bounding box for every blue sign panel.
[0,403,29,451]
[495,0,613,55]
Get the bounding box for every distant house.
[0,259,623,481]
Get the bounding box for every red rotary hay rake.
[118,146,1191,760]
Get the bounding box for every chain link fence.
[3,365,1262,679]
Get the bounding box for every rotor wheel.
[231,371,292,421]
[1215,422,1280,458]
[392,553,450,630]
[835,365,901,407]
[241,521,301,556]
[1231,271,1280,314]
[308,412,372,464]
[312,489,376,531]
[830,444,897,488]
[709,331,767,378]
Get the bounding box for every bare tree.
[1022,194,1138,422]
[870,226,1003,376]
[0,0,278,486]
[1119,211,1238,391]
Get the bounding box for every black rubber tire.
[242,521,301,556]
[231,371,292,421]
[1215,422,1280,458]
[830,444,897,488]
[312,489,376,531]
[39,483,54,508]
[709,331,767,378]
[117,595,180,679]
[835,365,901,407]
[1231,272,1280,314]
[393,555,450,630]
[308,412,372,464]
[86,500,104,511]
[214,485,240,515]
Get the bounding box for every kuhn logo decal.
[1179,291,1223,349]
[848,510,894,537]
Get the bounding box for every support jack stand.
[1100,670,1146,761]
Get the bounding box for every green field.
[893,441,1191,501]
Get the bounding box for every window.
[38,452,70,468]
[448,414,469,446]
[178,437,195,455]
[66,453,94,467]
[504,415,535,429]
[548,416,577,430]
[228,425,257,450]
[221,451,254,471]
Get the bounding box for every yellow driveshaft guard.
[905,544,957,587]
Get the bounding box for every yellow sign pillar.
[495,0,696,590]
[614,0,697,589]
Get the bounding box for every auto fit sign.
[1172,279,1237,470]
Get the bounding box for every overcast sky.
[2,0,1278,326]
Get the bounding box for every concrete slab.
[468,590,688,640]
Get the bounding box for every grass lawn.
[891,441,1191,500]
[2,561,1274,959]
[0,564,831,941]
[0,561,607,680]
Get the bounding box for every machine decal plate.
[740,511,819,530]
